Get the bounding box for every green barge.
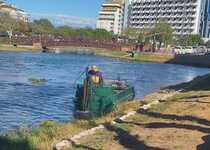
[75,80,135,118]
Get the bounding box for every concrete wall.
[168,54,210,67]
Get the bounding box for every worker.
[87,65,103,84]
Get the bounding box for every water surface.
[0,52,209,133]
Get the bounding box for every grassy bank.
[73,90,210,150]
[51,47,210,68]
[0,45,161,63]
[1,45,210,68]
[48,46,173,63]
[1,74,210,150]
[2,45,209,68]
[94,50,173,63]
[69,74,210,150]
[0,44,40,52]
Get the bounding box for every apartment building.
[123,0,132,28]
[129,0,210,38]
[96,3,124,35]
[200,0,210,38]
[0,1,28,22]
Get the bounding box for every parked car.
[183,46,195,54]
[198,46,208,54]
[172,46,183,55]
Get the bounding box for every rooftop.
[105,0,125,4]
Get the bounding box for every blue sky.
[8,0,104,27]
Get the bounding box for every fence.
[0,37,135,51]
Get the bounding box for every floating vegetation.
[28,78,48,85]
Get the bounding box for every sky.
[7,0,104,28]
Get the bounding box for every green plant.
[28,78,48,85]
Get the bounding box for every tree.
[177,34,203,46]
[0,13,23,43]
[0,13,16,33]
[122,27,153,45]
[31,18,54,35]
[0,12,33,35]
[152,21,173,49]
[137,33,144,43]
[14,21,32,36]
[54,26,77,37]
[93,28,114,40]
[54,27,114,40]
[122,27,139,39]
[189,35,204,45]
[33,19,54,29]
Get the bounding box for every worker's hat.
[91,65,98,72]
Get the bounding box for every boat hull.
[74,81,135,118]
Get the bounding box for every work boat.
[74,75,135,118]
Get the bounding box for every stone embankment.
[167,54,210,67]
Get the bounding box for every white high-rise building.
[96,3,124,35]
[123,0,132,28]
[129,0,210,38]
[200,0,210,38]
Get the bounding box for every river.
[0,52,209,133]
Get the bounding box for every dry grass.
[128,91,210,150]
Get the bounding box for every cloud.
[29,12,96,28]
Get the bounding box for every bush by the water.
[28,78,48,85]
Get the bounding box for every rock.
[54,140,72,150]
